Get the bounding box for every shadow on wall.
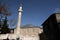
[39,32,47,40]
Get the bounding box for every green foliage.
[1,16,10,34]
[0,16,10,34]
[0,3,11,34]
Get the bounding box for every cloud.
[53,8,60,13]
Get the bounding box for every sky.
[1,0,60,28]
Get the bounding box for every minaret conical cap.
[18,0,23,12]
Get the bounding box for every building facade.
[42,13,60,40]
[0,26,43,40]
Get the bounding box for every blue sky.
[1,0,60,27]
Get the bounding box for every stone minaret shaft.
[16,4,22,36]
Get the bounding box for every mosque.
[0,1,43,40]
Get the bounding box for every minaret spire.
[18,0,22,12]
[20,0,22,6]
[16,0,23,38]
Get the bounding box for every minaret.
[16,2,23,38]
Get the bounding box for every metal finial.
[20,0,22,6]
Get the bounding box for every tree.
[0,3,11,34]
[1,16,10,34]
